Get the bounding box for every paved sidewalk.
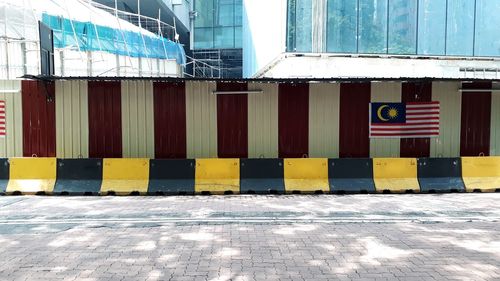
[0,194,499,281]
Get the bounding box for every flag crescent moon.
[377,105,389,121]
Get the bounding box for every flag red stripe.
[406,101,440,105]
[371,122,439,126]
[371,127,439,131]
[371,132,439,136]
[406,107,440,111]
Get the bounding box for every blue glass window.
[446,0,474,56]
[214,27,234,48]
[418,0,446,55]
[287,0,312,52]
[388,0,417,54]
[327,0,358,53]
[358,0,388,54]
[475,0,500,56]
[194,27,214,49]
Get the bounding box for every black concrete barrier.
[417,158,465,193]
[329,158,376,193]
[0,158,9,194]
[54,159,103,195]
[148,159,195,195]
[240,158,285,194]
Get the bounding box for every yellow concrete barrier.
[283,158,329,193]
[462,157,500,192]
[7,158,57,194]
[373,158,420,193]
[195,159,240,194]
[101,158,149,195]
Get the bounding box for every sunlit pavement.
[0,195,499,281]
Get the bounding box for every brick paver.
[0,194,499,281]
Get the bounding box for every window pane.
[359,0,388,54]
[327,0,358,53]
[234,0,242,26]
[295,0,312,52]
[417,0,446,55]
[194,27,214,49]
[475,0,500,56]
[234,26,242,48]
[446,0,474,56]
[388,0,417,54]
[287,0,297,51]
[194,0,214,28]
[215,0,234,27]
[214,27,234,48]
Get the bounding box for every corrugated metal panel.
[370,82,401,158]
[217,82,248,158]
[309,83,340,158]
[400,82,432,157]
[153,82,187,159]
[247,83,279,158]
[491,83,500,156]
[121,81,155,158]
[278,83,309,158]
[430,82,462,157]
[88,81,122,158]
[55,80,89,158]
[22,80,56,157]
[0,80,22,157]
[186,81,217,158]
[460,82,492,156]
[339,83,371,158]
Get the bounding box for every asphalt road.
[0,194,499,281]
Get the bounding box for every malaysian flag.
[0,100,5,137]
[370,102,440,138]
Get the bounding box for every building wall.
[7,79,500,159]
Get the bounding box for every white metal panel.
[55,80,89,158]
[430,82,462,157]
[370,82,401,158]
[247,83,279,158]
[0,80,22,157]
[490,82,500,156]
[121,80,155,158]
[309,83,340,158]
[186,81,218,158]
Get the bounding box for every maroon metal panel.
[460,82,492,156]
[278,83,309,158]
[339,83,370,158]
[216,82,248,158]
[153,82,187,159]
[88,81,122,158]
[400,82,432,157]
[21,80,56,157]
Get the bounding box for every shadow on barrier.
[373,158,420,193]
[417,158,465,193]
[329,158,376,194]
[6,158,56,195]
[195,159,240,195]
[54,159,103,195]
[462,157,500,193]
[101,158,149,195]
[240,159,285,194]
[284,158,329,194]
[0,158,9,194]
[148,159,195,195]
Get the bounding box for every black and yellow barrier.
[284,158,329,194]
[0,157,498,196]
[329,159,376,193]
[462,157,500,192]
[240,159,285,194]
[373,158,420,193]
[148,159,195,195]
[6,158,57,195]
[0,158,9,194]
[195,159,240,194]
[101,158,150,195]
[417,158,465,193]
[54,159,103,195]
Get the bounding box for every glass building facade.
[193,0,242,49]
[287,0,500,57]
